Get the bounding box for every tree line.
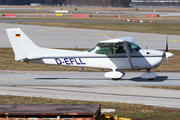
[0,0,131,7]
[0,0,44,5]
[64,0,111,7]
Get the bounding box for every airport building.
[64,0,179,7]
[64,0,112,7]
[30,3,42,6]
[131,0,180,7]
[64,0,130,7]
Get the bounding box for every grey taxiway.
[0,22,180,109]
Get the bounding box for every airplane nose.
[166,52,173,58]
[165,52,173,66]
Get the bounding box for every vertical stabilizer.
[6,28,39,61]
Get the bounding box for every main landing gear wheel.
[112,78,121,81]
[105,70,125,80]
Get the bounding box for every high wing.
[99,37,134,43]
[97,37,134,46]
[96,37,134,68]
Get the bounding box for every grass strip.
[141,86,180,90]
[0,48,179,72]
[0,95,180,120]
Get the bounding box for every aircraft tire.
[112,78,121,80]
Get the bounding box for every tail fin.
[6,28,40,61]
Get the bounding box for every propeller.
[165,36,173,66]
[166,36,168,52]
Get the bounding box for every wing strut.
[124,43,134,68]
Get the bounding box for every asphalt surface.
[1,70,180,86]
[0,70,180,109]
[0,22,180,49]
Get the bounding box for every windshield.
[129,43,141,53]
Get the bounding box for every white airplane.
[6,27,173,80]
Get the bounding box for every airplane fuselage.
[28,49,165,70]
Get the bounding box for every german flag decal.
[16,34,20,38]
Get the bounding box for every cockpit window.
[112,46,126,54]
[129,43,141,53]
[95,47,110,54]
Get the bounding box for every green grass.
[0,95,180,120]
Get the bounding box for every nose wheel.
[141,70,157,80]
[112,78,121,81]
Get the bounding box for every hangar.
[131,0,180,7]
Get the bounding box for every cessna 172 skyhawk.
[6,28,173,80]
